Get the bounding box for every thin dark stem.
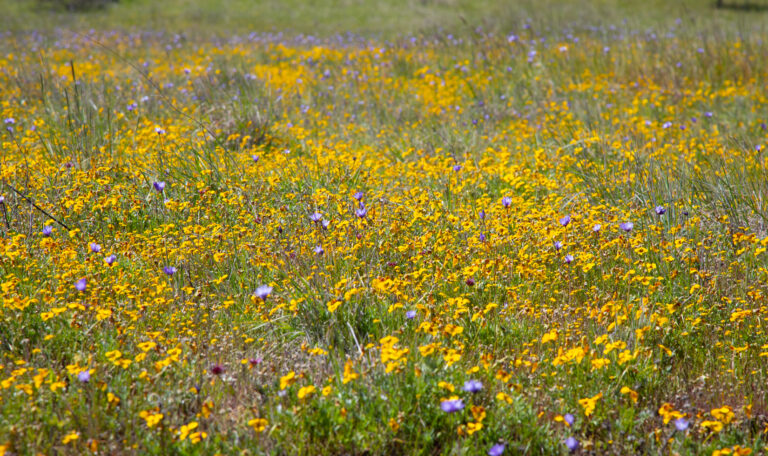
[5,183,71,231]
[1,202,9,230]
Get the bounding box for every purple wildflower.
[254,285,273,300]
[462,380,483,393]
[42,225,53,237]
[353,191,364,201]
[321,220,330,229]
[479,233,486,242]
[655,206,666,215]
[502,196,512,208]
[210,364,225,376]
[488,443,506,456]
[564,254,574,264]
[559,215,571,227]
[453,165,462,172]
[705,111,713,118]
[155,127,166,135]
[674,418,689,431]
[4,118,15,124]
[565,437,579,452]
[153,181,166,192]
[554,241,563,251]
[662,122,672,129]
[619,222,634,232]
[75,278,87,292]
[252,155,260,163]
[355,207,367,218]
[440,398,464,413]
[314,245,324,255]
[0,195,4,204]
[77,370,90,383]
[406,310,417,319]
[564,413,575,426]
[310,212,323,223]
[163,266,177,276]
[104,255,117,266]
[479,209,486,220]
[592,224,601,232]
[90,243,101,253]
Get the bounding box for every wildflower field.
[1,1,768,454]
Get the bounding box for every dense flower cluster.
[0,20,767,455]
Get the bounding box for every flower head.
[564,413,575,426]
[90,243,101,253]
[0,195,4,204]
[210,364,225,376]
[314,245,324,255]
[440,398,464,413]
[104,255,117,266]
[406,310,417,319]
[559,215,571,227]
[565,436,579,452]
[153,181,166,192]
[674,417,689,431]
[75,278,87,292]
[77,370,90,383]
[554,241,563,251]
[655,206,666,215]
[310,212,323,223]
[502,196,512,208]
[453,165,462,172]
[353,191,364,201]
[255,285,273,300]
[592,224,601,232]
[42,225,54,237]
[355,207,367,218]
[619,222,634,232]
[564,254,574,264]
[488,443,506,456]
[163,266,177,276]
[462,380,483,393]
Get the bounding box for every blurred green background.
[3,0,767,37]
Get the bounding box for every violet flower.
[440,398,464,413]
[462,380,483,393]
[488,443,505,456]
[77,370,90,383]
[254,285,273,300]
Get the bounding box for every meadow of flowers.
[1,8,768,455]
